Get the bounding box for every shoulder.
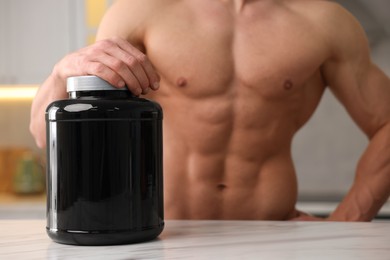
[287,0,370,61]
[286,0,362,33]
[96,0,176,47]
[286,0,351,17]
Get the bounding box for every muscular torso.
[143,0,329,219]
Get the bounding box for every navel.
[283,79,293,90]
[217,183,227,191]
[176,77,187,87]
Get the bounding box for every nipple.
[283,80,293,90]
[176,77,188,87]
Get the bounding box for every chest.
[145,2,327,100]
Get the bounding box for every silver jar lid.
[66,76,126,92]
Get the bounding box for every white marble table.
[1,220,390,259]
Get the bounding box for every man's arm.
[30,0,159,148]
[322,4,390,221]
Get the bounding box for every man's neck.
[233,0,245,12]
[218,0,246,12]
[220,0,278,13]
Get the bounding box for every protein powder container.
[45,76,164,245]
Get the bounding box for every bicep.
[322,6,390,138]
[355,64,390,137]
[324,56,390,138]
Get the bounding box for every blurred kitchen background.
[0,0,389,219]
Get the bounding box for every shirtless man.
[30,0,390,221]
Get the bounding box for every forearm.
[30,67,67,148]
[329,123,390,221]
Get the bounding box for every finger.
[84,39,145,95]
[61,50,123,89]
[92,51,145,95]
[84,61,139,94]
[85,61,119,86]
[103,47,150,93]
[114,37,160,90]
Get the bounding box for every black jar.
[45,76,164,246]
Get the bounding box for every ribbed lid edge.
[66,76,126,92]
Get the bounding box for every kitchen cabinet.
[0,0,86,84]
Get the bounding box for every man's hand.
[54,37,160,95]
[288,210,326,221]
[30,37,160,148]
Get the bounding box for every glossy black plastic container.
[45,76,164,246]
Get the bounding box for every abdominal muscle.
[168,152,298,220]
[159,89,299,220]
